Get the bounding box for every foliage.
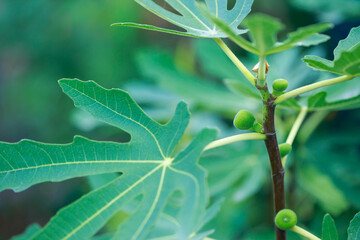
[2,79,219,239]
[1,0,360,240]
[241,14,332,56]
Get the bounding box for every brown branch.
[259,84,286,240]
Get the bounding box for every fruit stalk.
[290,226,321,240]
[259,84,286,240]
[204,133,266,151]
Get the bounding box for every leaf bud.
[252,60,270,73]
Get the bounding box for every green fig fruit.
[275,209,297,230]
[273,79,289,92]
[279,143,292,157]
[233,110,256,130]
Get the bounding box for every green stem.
[214,38,256,86]
[257,56,267,87]
[282,107,307,166]
[274,75,354,104]
[290,226,321,240]
[204,133,266,151]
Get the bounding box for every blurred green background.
[0,0,359,239]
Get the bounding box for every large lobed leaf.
[303,26,360,76]
[112,0,253,38]
[0,79,188,192]
[1,79,218,239]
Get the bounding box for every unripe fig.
[273,79,288,92]
[279,143,292,157]
[275,209,297,230]
[233,110,255,130]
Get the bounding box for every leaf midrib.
[132,166,167,239]
[0,160,163,175]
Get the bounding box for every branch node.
[272,169,285,179]
[265,132,277,137]
[255,82,268,90]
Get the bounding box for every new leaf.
[241,14,332,56]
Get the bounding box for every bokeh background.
[1,0,360,239]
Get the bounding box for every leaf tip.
[58,78,81,87]
[177,100,189,109]
[327,22,335,29]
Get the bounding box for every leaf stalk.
[274,75,354,104]
[282,107,307,166]
[204,133,266,151]
[214,38,256,86]
[290,226,321,240]
[257,56,267,87]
